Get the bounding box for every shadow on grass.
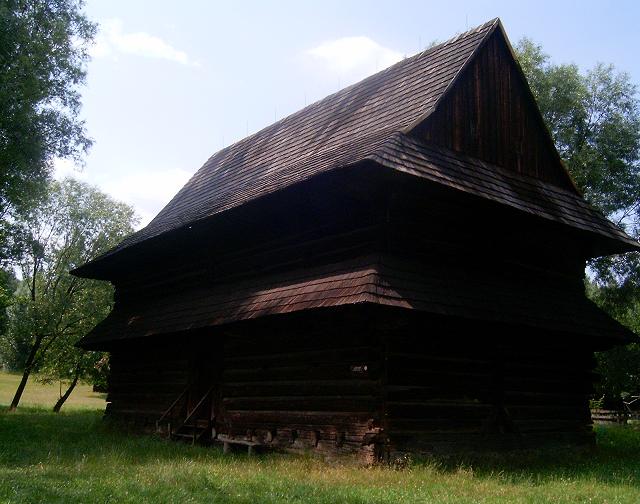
[0,406,229,468]
[407,424,640,487]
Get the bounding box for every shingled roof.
[76,18,637,277]
[79,253,636,349]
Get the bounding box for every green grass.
[1,409,639,503]
[1,371,639,503]
[0,371,106,410]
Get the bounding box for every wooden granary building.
[75,19,638,462]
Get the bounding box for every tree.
[0,0,95,262]
[516,39,640,286]
[0,268,17,342]
[515,39,640,404]
[5,178,137,411]
[35,267,113,412]
[587,283,640,407]
[37,335,108,412]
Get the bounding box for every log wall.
[104,308,384,461]
[217,309,383,462]
[381,314,596,456]
[104,306,598,461]
[106,342,190,431]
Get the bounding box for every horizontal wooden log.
[513,419,592,433]
[386,401,493,419]
[387,353,492,373]
[387,417,485,433]
[222,379,379,397]
[224,334,373,356]
[387,376,494,391]
[503,361,593,374]
[503,377,594,394]
[109,382,187,394]
[223,362,382,381]
[106,391,180,402]
[223,395,378,412]
[225,346,378,366]
[504,391,589,406]
[507,405,591,421]
[386,385,490,402]
[221,424,372,441]
[110,359,189,372]
[223,410,377,426]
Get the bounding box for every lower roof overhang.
[79,253,636,351]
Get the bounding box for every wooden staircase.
[156,386,215,445]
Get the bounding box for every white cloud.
[101,168,193,228]
[306,36,403,75]
[54,158,190,229]
[91,18,200,67]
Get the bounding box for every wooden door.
[188,340,222,430]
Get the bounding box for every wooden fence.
[591,409,640,424]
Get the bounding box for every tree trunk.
[8,334,45,411]
[53,368,80,413]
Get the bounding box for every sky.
[55,0,640,228]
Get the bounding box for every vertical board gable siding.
[418,30,573,190]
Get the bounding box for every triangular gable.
[411,21,577,191]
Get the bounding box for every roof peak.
[418,17,500,55]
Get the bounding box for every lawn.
[1,373,639,503]
[0,371,106,410]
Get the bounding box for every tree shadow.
[409,425,640,487]
[0,407,228,468]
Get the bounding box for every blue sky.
[55,0,640,226]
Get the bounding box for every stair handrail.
[156,386,189,432]
[174,386,214,434]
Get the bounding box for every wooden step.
[173,432,200,439]
[216,434,263,455]
[181,420,210,430]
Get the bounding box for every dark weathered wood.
[418,29,570,188]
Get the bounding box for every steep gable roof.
[75,19,638,277]
[84,20,500,260]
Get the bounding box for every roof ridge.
[426,17,499,51]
